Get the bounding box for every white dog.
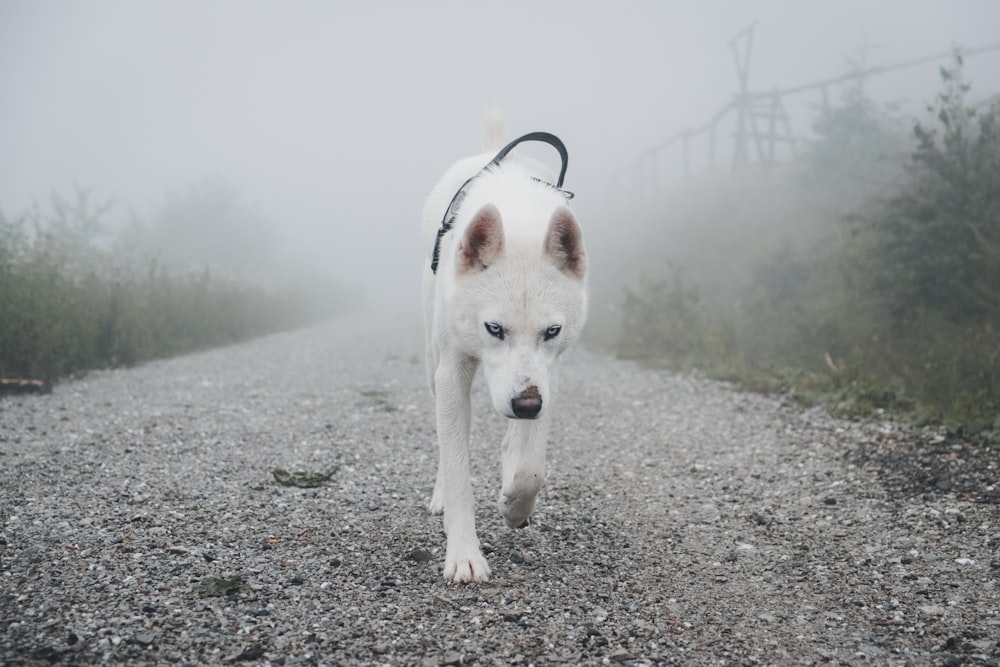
[421,121,588,583]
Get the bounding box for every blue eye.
[544,325,562,340]
[484,322,504,340]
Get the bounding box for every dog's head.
[447,199,588,419]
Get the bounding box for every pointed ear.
[458,204,504,274]
[544,206,586,280]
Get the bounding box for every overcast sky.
[2,1,998,309]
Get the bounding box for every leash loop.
[431,132,572,274]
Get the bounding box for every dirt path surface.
[2,313,998,666]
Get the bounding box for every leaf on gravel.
[271,467,337,488]
[197,574,248,597]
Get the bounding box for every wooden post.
[728,23,756,169]
[776,93,796,158]
[768,90,778,163]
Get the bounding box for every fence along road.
[613,32,1000,202]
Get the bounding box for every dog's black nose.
[511,386,542,419]
[511,396,541,418]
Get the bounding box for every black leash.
[430,131,574,274]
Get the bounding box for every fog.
[2,1,999,314]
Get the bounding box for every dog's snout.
[510,386,542,419]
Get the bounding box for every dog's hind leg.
[498,413,548,529]
[425,339,446,516]
[434,355,491,583]
[427,470,445,515]
[425,338,446,516]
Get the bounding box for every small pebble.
[407,549,434,563]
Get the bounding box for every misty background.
[3,1,999,315]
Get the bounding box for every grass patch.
[0,187,351,383]
[620,269,1000,448]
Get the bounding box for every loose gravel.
[1,313,998,666]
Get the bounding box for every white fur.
[421,124,588,583]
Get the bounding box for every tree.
[871,51,1000,325]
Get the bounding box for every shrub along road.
[1,313,997,665]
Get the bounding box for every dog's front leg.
[434,356,491,583]
[499,411,548,529]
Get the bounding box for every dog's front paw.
[443,547,491,583]
[499,492,536,529]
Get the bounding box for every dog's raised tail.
[481,109,507,153]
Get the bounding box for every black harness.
[430,131,574,274]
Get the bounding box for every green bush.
[0,188,349,382]
[841,53,1000,422]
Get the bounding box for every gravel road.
[2,312,998,666]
